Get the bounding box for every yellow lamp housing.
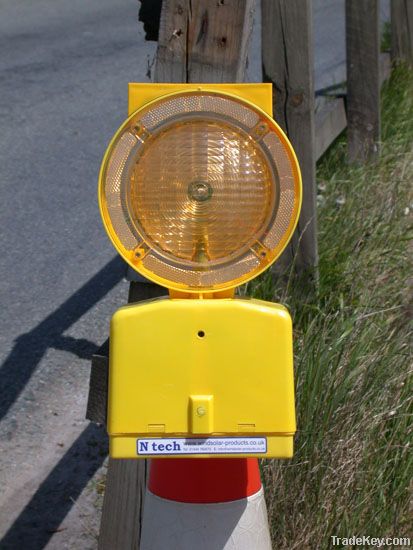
[99,84,301,459]
[109,297,295,459]
[99,84,302,294]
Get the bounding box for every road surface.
[0,1,154,548]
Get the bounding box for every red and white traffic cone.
[140,458,272,549]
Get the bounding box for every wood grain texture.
[315,98,347,160]
[346,0,380,162]
[262,0,318,272]
[380,52,392,84]
[155,0,255,83]
[391,0,413,66]
[95,282,165,550]
[98,459,148,550]
[86,340,109,425]
[314,50,390,161]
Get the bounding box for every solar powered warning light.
[99,83,301,460]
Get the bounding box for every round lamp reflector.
[99,91,301,292]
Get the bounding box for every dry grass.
[247,64,413,549]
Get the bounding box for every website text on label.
[137,437,267,455]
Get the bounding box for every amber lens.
[99,91,301,291]
[129,119,274,266]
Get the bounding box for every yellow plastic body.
[108,297,296,459]
[99,83,302,294]
[128,83,273,117]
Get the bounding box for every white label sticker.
[137,437,267,455]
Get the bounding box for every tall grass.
[248,64,412,548]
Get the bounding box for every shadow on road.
[0,255,125,421]
[0,424,108,550]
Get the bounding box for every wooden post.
[261,0,318,274]
[155,0,255,83]
[95,3,256,548]
[98,460,148,550]
[346,0,381,162]
[93,284,166,550]
[391,0,413,66]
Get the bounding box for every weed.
[252,64,413,548]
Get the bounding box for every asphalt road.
[0,1,390,548]
[0,1,155,548]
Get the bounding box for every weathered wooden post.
[90,284,165,550]
[261,0,318,275]
[346,0,381,162]
[93,2,256,548]
[391,0,413,66]
[155,0,255,83]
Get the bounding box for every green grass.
[248,64,413,549]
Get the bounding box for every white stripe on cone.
[140,486,272,550]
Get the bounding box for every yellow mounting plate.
[128,83,274,117]
[108,297,296,459]
[99,83,302,293]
